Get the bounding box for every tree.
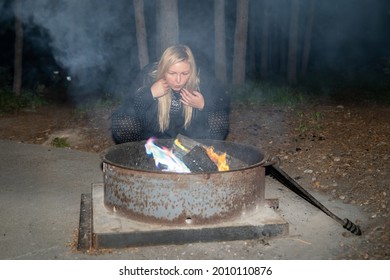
[156,0,179,56]
[13,0,23,96]
[276,0,289,77]
[133,0,149,69]
[260,0,271,80]
[232,0,249,85]
[301,0,316,77]
[287,0,300,84]
[214,0,227,84]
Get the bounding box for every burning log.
[172,134,249,172]
[182,145,218,172]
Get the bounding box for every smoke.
[18,0,137,101]
[3,0,390,98]
[312,0,390,73]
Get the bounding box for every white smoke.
[18,0,136,100]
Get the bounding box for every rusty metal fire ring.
[101,139,267,226]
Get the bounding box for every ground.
[0,99,388,259]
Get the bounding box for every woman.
[111,44,229,143]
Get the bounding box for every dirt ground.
[0,99,388,259]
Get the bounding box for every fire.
[174,138,189,152]
[145,138,190,173]
[204,146,229,171]
[146,137,230,173]
[174,138,230,172]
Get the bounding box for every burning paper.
[145,138,190,173]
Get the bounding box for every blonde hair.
[155,45,199,132]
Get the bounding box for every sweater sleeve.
[199,69,230,113]
[134,85,156,114]
[190,68,230,140]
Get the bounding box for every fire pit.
[102,139,266,225]
[77,139,289,250]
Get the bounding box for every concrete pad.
[0,140,102,259]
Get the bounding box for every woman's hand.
[151,79,170,99]
[180,89,205,110]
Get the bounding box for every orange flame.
[204,146,229,171]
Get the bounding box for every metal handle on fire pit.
[263,156,362,236]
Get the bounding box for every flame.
[145,138,190,173]
[174,138,230,172]
[174,138,189,152]
[204,146,229,171]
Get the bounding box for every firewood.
[172,134,249,170]
[181,145,218,172]
[171,134,199,159]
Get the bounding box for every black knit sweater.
[113,63,230,141]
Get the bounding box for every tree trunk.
[214,0,227,84]
[232,0,249,85]
[156,0,179,56]
[133,0,149,69]
[260,0,271,80]
[247,1,256,80]
[287,0,300,85]
[268,1,281,76]
[301,0,316,77]
[277,0,289,76]
[13,0,23,96]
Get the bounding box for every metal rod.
[266,164,362,235]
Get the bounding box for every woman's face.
[164,61,191,91]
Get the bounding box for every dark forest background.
[1,0,390,107]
